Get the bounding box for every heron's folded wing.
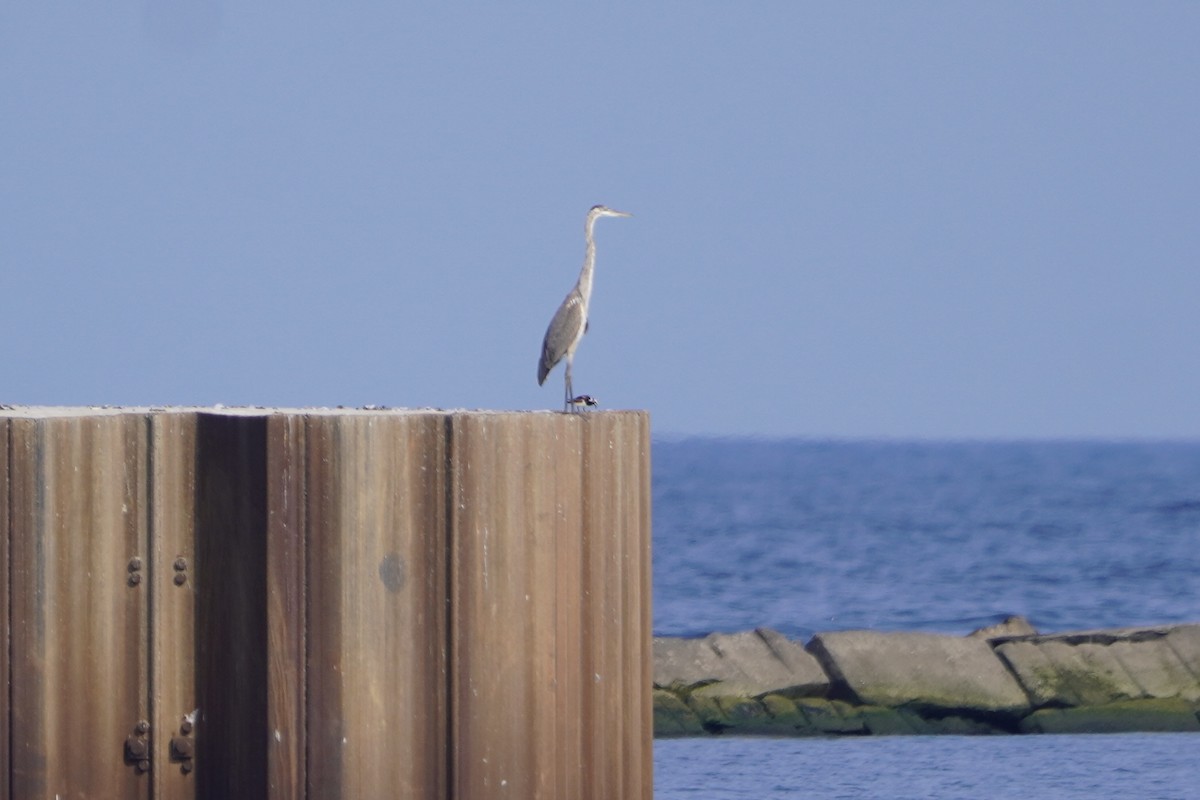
[538,292,586,385]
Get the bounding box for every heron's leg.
[564,357,574,412]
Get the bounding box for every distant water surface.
[654,734,1200,800]
[652,439,1200,638]
[650,439,1200,798]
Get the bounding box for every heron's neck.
[578,218,599,305]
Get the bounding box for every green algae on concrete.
[760,693,805,731]
[715,695,771,729]
[1019,698,1200,734]
[767,696,910,736]
[893,709,1007,736]
[657,691,921,736]
[685,692,727,732]
[653,689,704,736]
[853,705,918,735]
[794,699,911,736]
[794,698,866,735]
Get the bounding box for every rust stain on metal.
[265,413,307,799]
[450,411,652,800]
[304,412,449,798]
[0,418,8,800]
[149,411,199,800]
[7,413,151,799]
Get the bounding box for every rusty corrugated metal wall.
[1,408,652,800]
[7,413,153,800]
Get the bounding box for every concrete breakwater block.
[807,630,1030,714]
[968,615,1039,640]
[650,622,1200,737]
[994,624,1200,707]
[653,628,829,698]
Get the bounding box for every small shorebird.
[567,394,599,410]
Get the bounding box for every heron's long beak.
[611,209,633,218]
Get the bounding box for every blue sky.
[3,3,1198,438]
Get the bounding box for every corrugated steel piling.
[8,412,152,799]
[0,407,652,800]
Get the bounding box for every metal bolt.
[180,719,194,735]
[135,720,150,735]
[181,761,193,775]
[127,738,148,758]
[128,557,142,572]
[137,758,151,773]
[128,573,142,587]
[174,573,187,586]
[173,557,188,572]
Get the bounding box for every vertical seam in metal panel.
[191,417,206,800]
[641,413,654,800]
[32,421,45,655]
[299,415,309,800]
[144,413,156,800]
[442,413,455,800]
[578,414,593,798]
[6,420,12,800]
[301,414,313,800]
[29,418,46,794]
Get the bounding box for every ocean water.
[653,734,1200,799]
[650,439,1200,799]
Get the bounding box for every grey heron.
[537,204,632,410]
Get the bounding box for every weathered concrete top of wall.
[0,406,645,418]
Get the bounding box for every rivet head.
[173,557,188,572]
[171,737,195,759]
[135,720,150,735]
[137,758,151,773]
[173,573,187,586]
[128,557,142,572]
[180,719,194,735]
[128,573,142,587]
[181,761,194,774]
